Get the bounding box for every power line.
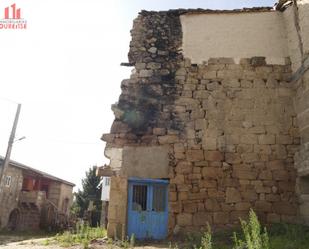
[26,137,102,145]
[0,96,18,104]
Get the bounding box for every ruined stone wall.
[103,10,184,238]
[103,9,301,236]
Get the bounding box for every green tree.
[74,166,102,226]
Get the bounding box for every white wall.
[283,6,302,72]
[101,176,110,201]
[180,11,289,65]
[298,0,309,57]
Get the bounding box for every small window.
[152,185,166,212]
[5,176,12,187]
[105,177,111,186]
[132,185,147,211]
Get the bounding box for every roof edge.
[0,156,75,187]
[275,0,293,11]
[139,7,275,16]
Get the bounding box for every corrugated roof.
[0,156,75,186]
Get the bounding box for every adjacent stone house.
[0,156,75,230]
[98,0,309,239]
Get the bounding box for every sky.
[0,0,276,190]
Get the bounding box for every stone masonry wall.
[48,181,61,208]
[107,176,128,239]
[296,0,309,221]
[282,0,309,224]
[295,69,309,178]
[0,165,23,228]
[103,9,301,236]
[293,0,309,173]
[58,183,74,215]
[169,57,299,232]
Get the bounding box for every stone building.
[98,0,309,239]
[0,156,75,230]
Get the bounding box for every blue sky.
[0,0,277,190]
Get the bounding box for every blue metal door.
[127,178,168,240]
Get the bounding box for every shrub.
[232,209,269,249]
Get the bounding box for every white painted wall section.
[298,0,309,56]
[283,7,302,72]
[180,12,289,65]
[101,176,110,201]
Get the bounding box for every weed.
[130,233,135,248]
[121,238,130,249]
[195,224,213,249]
[41,239,50,246]
[169,242,179,249]
[53,222,106,247]
[232,209,269,249]
[82,238,89,249]
[186,232,203,247]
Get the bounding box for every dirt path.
[0,238,93,249]
[0,238,69,249]
[0,237,171,249]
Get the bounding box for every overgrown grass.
[23,211,309,249]
[52,223,106,248]
[182,210,309,249]
[268,223,309,249]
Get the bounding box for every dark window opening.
[132,185,147,211]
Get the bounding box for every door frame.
[127,177,169,239]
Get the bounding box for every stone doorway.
[7,209,20,231]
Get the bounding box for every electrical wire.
[25,137,103,145]
[0,96,19,104]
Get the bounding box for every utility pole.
[0,104,21,182]
[0,104,21,226]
